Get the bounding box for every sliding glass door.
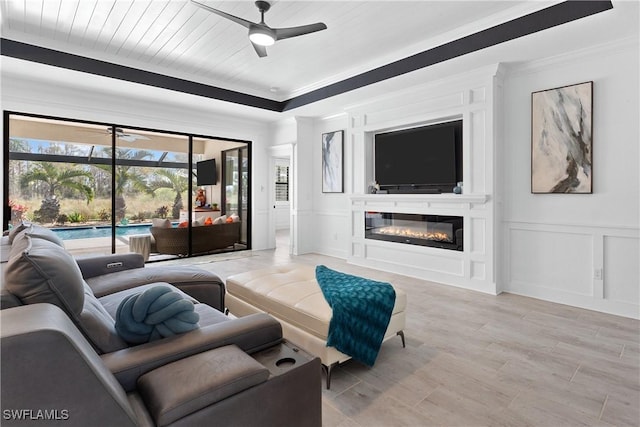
[4,112,251,260]
[222,146,250,248]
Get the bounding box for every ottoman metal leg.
[321,362,339,390]
[397,330,406,348]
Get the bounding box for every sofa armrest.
[85,265,225,311]
[1,304,139,426]
[137,345,269,426]
[76,253,145,279]
[101,313,282,391]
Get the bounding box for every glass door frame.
[3,110,252,257]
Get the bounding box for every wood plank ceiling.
[1,0,527,100]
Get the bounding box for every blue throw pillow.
[115,286,200,345]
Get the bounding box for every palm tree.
[93,148,154,220]
[19,162,94,223]
[150,169,190,219]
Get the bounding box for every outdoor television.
[374,120,462,193]
[196,159,217,185]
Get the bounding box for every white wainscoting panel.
[470,217,486,254]
[603,235,640,304]
[505,221,639,319]
[509,227,593,296]
[469,110,486,194]
[471,261,486,280]
[313,211,350,259]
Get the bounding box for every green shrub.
[155,205,169,219]
[67,212,84,223]
[97,208,111,222]
[130,212,146,221]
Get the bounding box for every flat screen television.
[374,120,462,193]
[196,159,217,185]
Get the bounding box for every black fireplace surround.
[365,212,463,251]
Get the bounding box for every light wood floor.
[160,232,640,427]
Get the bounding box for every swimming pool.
[51,224,161,240]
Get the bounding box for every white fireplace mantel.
[345,65,502,295]
[351,193,488,205]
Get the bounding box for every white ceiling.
[0,0,551,100]
[1,1,638,120]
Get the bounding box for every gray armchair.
[1,224,322,426]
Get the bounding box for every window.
[4,112,251,259]
[275,165,289,202]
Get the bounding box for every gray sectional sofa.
[0,223,321,427]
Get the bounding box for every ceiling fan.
[191,0,327,57]
[107,127,150,143]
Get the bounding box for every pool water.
[51,224,159,240]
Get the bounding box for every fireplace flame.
[375,226,453,242]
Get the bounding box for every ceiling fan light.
[249,28,275,46]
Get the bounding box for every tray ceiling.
[1,1,636,118]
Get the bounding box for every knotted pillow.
[115,286,200,345]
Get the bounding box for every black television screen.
[374,120,462,192]
[196,159,217,185]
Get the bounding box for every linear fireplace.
[365,212,463,251]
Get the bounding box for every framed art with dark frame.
[531,81,593,194]
[322,130,344,193]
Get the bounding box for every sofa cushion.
[19,223,65,247]
[8,221,30,243]
[80,283,128,353]
[4,232,84,316]
[152,218,172,228]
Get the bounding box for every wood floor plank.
[169,239,640,427]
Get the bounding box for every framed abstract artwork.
[531,81,593,193]
[322,130,344,193]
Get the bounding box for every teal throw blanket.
[315,265,396,366]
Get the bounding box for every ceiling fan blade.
[274,23,327,41]
[191,0,254,29]
[124,134,150,141]
[251,42,268,58]
[118,135,138,143]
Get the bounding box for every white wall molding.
[501,41,639,318]
[339,65,502,295]
[504,221,639,318]
[504,36,639,78]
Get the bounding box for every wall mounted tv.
[196,159,217,185]
[374,120,462,193]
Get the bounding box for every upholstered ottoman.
[226,264,406,388]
